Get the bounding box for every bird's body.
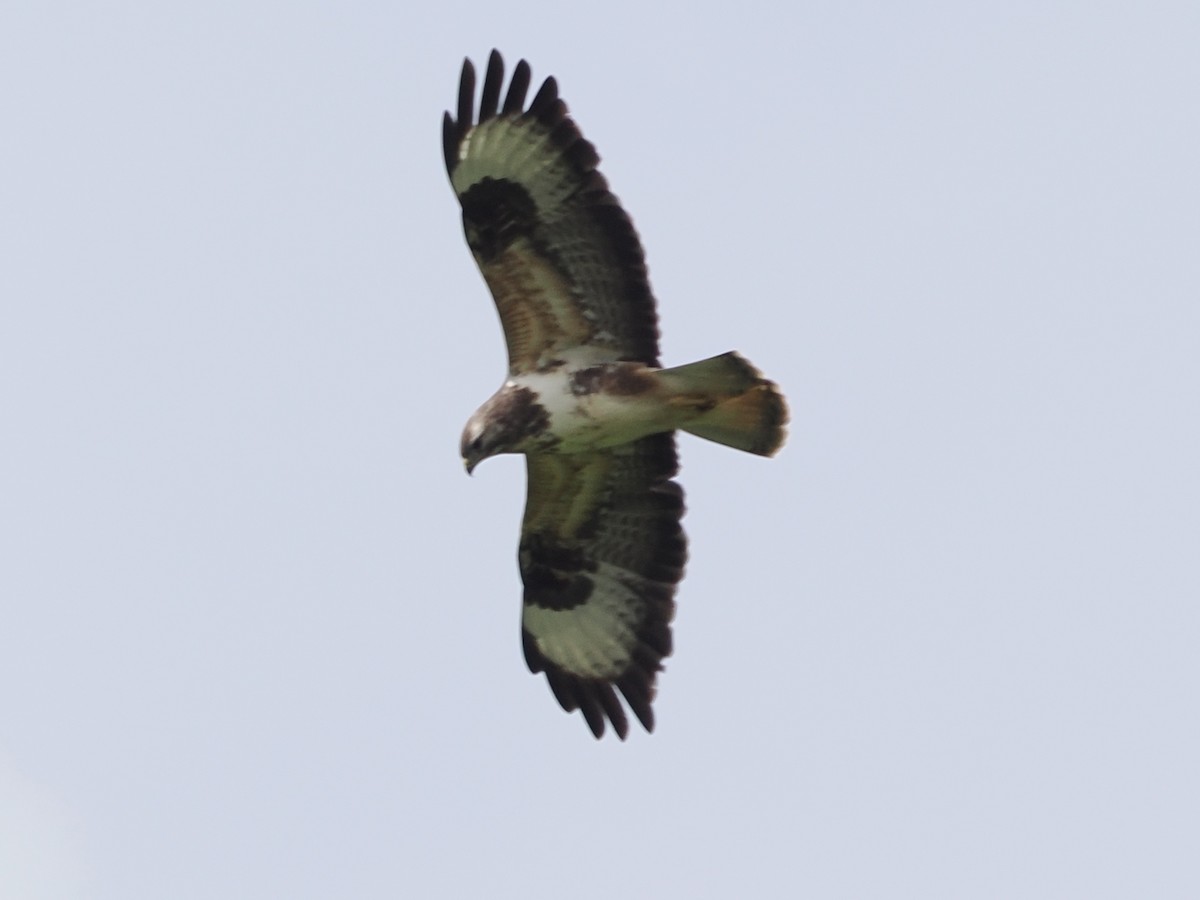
[464,355,740,458]
[444,51,788,738]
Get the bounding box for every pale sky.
[2,2,1198,898]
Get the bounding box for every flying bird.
[443,51,788,739]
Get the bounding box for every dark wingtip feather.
[456,57,476,133]
[502,59,532,114]
[442,57,477,179]
[480,50,504,121]
[577,689,606,738]
[598,686,630,740]
[619,672,657,734]
[441,111,457,174]
[528,75,559,119]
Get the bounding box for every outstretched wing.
[443,50,661,374]
[519,434,686,738]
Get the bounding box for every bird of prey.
[443,50,787,739]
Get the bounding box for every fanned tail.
[658,352,788,457]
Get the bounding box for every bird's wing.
[443,50,661,374]
[519,433,686,738]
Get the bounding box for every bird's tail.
[657,352,788,457]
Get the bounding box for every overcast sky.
[2,2,1198,898]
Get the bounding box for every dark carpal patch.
[520,533,597,611]
[460,178,538,261]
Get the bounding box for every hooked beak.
[463,456,478,476]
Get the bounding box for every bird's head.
[460,385,547,475]
[460,408,508,475]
